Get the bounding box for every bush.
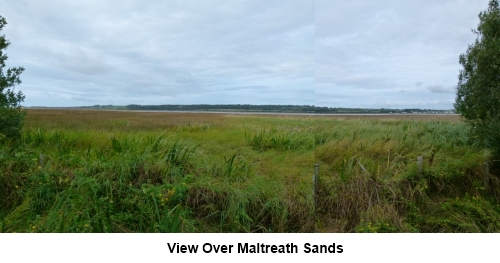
[0,15,25,143]
[455,1,500,155]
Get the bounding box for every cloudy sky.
[1,0,313,107]
[0,0,491,108]
[316,0,491,109]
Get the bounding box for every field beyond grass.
[1,109,499,232]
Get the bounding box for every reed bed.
[0,110,498,232]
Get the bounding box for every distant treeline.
[125,104,316,113]
[315,107,456,114]
[74,104,456,114]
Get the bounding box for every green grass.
[313,118,499,232]
[0,110,499,232]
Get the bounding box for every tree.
[455,0,500,155]
[0,15,25,143]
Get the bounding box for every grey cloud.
[1,0,489,109]
[71,96,104,102]
[54,48,115,75]
[330,75,392,89]
[1,0,313,107]
[221,85,269,91]
[427,85,456,94]
[315,0,489,109]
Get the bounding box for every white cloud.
[315,0,490,109]
[0,0,313,107]
[1,0,492,109]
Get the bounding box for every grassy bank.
[314,117,499,232]
[1,110,498,232]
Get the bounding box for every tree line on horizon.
[76,104,455,114]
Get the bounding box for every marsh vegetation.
[1,110,498,232]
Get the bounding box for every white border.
[0,233,496,262]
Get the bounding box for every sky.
[0,0,491,109]
[316,0,491,109]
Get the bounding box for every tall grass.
[313,118,500,232]
[245,128,313,152]
[1,110,498,232]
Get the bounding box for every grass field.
[1,109,499,232]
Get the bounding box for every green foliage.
[407,195,500,232]
[455,0,500,155]
[355,220,401,233]
[245,128,313,151]
[208,153,251,181]
[3,110,500,232]
[0,15,26,143]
